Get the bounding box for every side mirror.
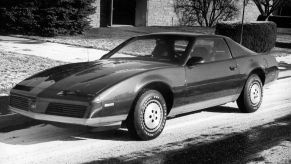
[186,56,204,66]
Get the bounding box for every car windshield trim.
[101,35,194,65]
[105,57,180,65]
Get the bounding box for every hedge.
[215,21,277,53]
[0,0,96,36]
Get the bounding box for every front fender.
[91,67,185,120]
[134,74,173,94]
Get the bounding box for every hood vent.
[13,85,33,91]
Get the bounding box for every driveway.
[0,35,290,164]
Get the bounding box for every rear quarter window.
[225,38,256,58]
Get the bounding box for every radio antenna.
[240,0,246,45]
[85,37,89,62]
[87,47,89,62]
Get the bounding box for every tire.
[237,74,263,113]
[126,89,167,140]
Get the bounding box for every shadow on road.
[0,119,40,133]
[0,124,132,145]
[168,106,239,120]
[87,114,291,164]
[203,106,239,113]
[0,105,240,145]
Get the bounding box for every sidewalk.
[0,36,108,63]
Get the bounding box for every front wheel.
[126,90,167,140]
[237,74,263,113]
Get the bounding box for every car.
[9,32,279,140]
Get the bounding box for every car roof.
[141,32,227,39]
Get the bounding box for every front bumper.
[9,106,126,129]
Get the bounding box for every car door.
[180,37,241,114]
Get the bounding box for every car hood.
[14,59,172,98]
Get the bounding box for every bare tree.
[175,0,239,27]
[253,0,289,20]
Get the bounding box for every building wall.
[146,0,261,26]
[89,0,101,28]
[90,0,110,27]
[135,0,147,26]
[147,0,179,26]
[90,0,180,27]
[146,0,260,26]
[89,0,262,28]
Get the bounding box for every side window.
[173,39,190,60]
[192,38,232,63]
[174,40,189,52]
[191,39,214,63]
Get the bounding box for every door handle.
[229,65,237,71]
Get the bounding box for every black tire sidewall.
[133,90,167,140]
[243,74,263,112]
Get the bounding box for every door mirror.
[186,56,204,66]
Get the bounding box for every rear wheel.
[126,89,167,140]
[237,74,263,113]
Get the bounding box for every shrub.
[0,0,95,36]
[0,7,38,35]
[215,21,277,53]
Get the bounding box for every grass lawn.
[0,51,65,95]
[20,26,215,51]
[20,26,290,51]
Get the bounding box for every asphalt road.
[0,70,290,164]
[96,114,291,164]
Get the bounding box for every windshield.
[104,36,192,64]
